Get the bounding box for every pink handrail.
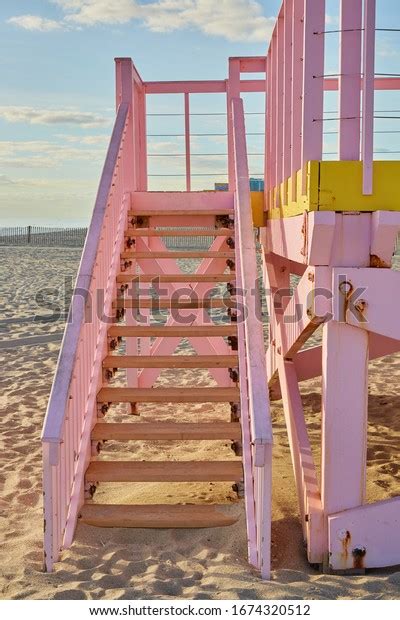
[41,102,130,571]
[231,96,273,579]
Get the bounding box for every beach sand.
[1,246,400,600]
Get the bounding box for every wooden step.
[97,386,240,403]
[129,210,233,217]
[103,354,238,369]
[113,298,236,309]
[86,460,243,482]
[125,228,233,237]
[92,422,242,441]
[121,251,235,259]
[108,325,237,338]
[80,503,239,528]
[116,273,235,283]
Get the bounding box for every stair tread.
[92,422,242,440]
[113,298,236,309]
[121,251,235,259]
[108,325,237,337]
[128,209,233,217]
[125,228,233,237]
[86,460,243,482]
[103,354,238,368]
[80,503,239,528]
[97,386,240,403]
[117,273,235,283]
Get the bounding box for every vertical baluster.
[276,12,284,206]
[184,93,191,192]
[270,30,277,199]
[291,0,304,200]
[265,50,272,202]
[339,0,362,161]
[301,0,326,192]
[362,0,376,194]
[283,0,294,204]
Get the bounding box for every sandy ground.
[1,246,400,600]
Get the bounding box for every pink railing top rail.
[41,103,129,443]
[232,96,273,454]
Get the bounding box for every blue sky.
[0,0,399,226]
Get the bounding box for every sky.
[0,0,400,226]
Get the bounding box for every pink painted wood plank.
[301,0,325,190]
[184,93,191,192]
[276,12,284,201]
[232,97,273,448]
[330,213,371,267]
[321,321,368,518]
[144,79,266,94]
[291,332,400,386]
[328,497,400,570]
[238,57,267,73]
[283,0,293,186]
[370,211,400,266]
[270,30,278,193]
[131,191,234,211]
[291,0,304,197]
[362,0,376,194]
[276,358,324,563]
[339,0,362,161]
[332,267,400,341]
[227,59,241,190]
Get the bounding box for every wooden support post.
[321,321,369,543]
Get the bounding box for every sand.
[1,246,400,600]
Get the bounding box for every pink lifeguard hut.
[42,0,400,578]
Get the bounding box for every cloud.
[8,0,274,42]
[0,106,111,128]
[0,174,15,185]
[0,140,107,169]
[7,15,62,31]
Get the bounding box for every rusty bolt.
[354,299,367,313]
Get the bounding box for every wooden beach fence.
[41,0,400,578]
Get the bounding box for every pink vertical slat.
[301,0,325,191]
[291,0,305,198]
[184,93,191,192]
[275,13,284,205]
[270,30,278,194]
[283,0,293,186]
[362,0,376,194]
[339,0,362,160]
[265,50,272,203]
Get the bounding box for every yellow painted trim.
[266,160,400,219]
[250,191,266,226]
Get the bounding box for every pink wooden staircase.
[41,59,272,578]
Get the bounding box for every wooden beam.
[108,325,237,338]
[97,386,240,403]
[80,504,240,528]
[86,460,243,482]
[103,354,238,368]
[92,422,242,441]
